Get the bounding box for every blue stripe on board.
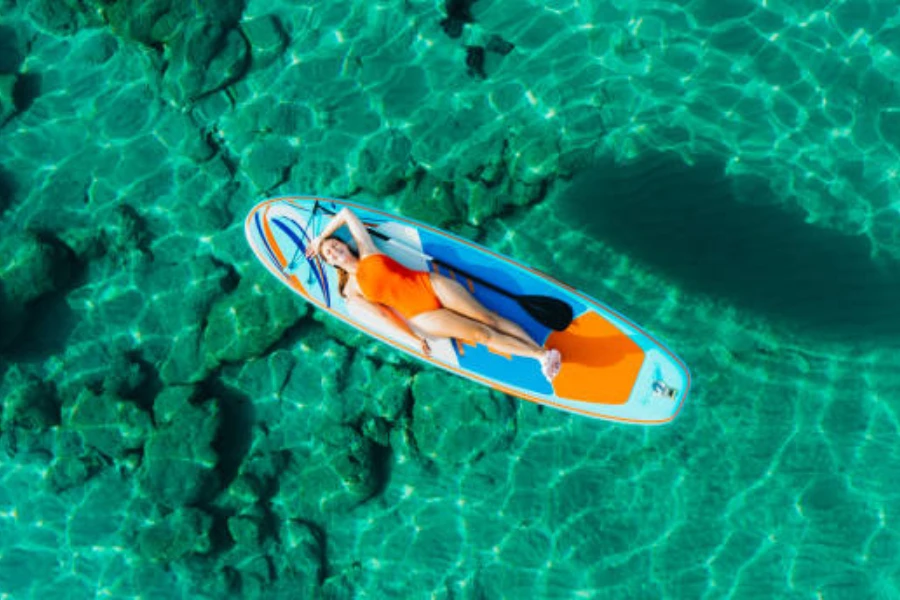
[277,216,330,304]
[255,212,282,272]
[272,216,331,307]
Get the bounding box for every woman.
[305,207,562,381]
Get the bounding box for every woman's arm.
[346,295,431,355]
[307,207,379,257]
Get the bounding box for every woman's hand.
[305,236,323,258]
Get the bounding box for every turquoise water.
[1,0,899,597]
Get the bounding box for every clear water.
[1,0,899,598]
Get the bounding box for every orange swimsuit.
[356,254,442,319]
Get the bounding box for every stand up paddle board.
[245,196,691,425]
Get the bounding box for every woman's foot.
[540,349,562,382]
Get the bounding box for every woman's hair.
[321,236,357,298]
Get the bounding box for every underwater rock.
[221,472,262,507]
[558,145,599,180]
[94,85,157,141]
[27,0,96,36]
[0,74,17,125]
[137,506,214,563]
[460,180,501,227]
[341,353,411,424]
[486,34,515,56]
[190,504,322,598]
[562,105,607,147]
[218,447,289,511]
[139,255,236,327]
[508,135,558,188]
[202,276,301,368]
[159,325,207,385]
[101,352,148,399]
[47,451,106,492]
[185,126,218,164]
[0,23,23,74]
[0,167,12,216]
[321,575,356,600]
[879,109,900,155]
[261,519,324,598]
[139,386,221,507]
[440,0,476,39]
[274,425,379,518]
[397,171,464,227]
[227,514,263,549]
[101,203,153,265]
[137,256,236,384]
[0,231,77,307]
[96,0,192,46]
[361,416,391,447]
[278,518,324,573]
[353,130,413,196]
[456,136,507,189]
[0,228,78,353]
[241,14,289,70]
[465,45,487,79]
[152,384,198,423]
[220,340,350,452]
[229,555,275,596]
[243,137,298,192]
[0,365,60,432]
[51,344,138,406]
[71,31,119,65]
[410,370,515,467]
[90,287,145,334]
[61,388,153,459]
[67,468,136,548]
[216,349,295,427]
[0,426,53,462]
[146,112,216,164]
[162,18,250,106]
[306,317,370,361]
[256,101,315,137]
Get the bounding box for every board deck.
[245,195,691,425]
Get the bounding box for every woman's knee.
[481,310,501,329]
[469,323,493,344]
[413,311,489,342]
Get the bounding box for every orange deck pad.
[547,311,644,405]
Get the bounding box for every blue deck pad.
[456,339,553,395]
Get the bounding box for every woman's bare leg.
[411,310,541,358]
[411,309,562,379]
[429,274,541,351]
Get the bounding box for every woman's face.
[320,238,353,267]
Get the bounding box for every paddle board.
[245,195,691,425]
